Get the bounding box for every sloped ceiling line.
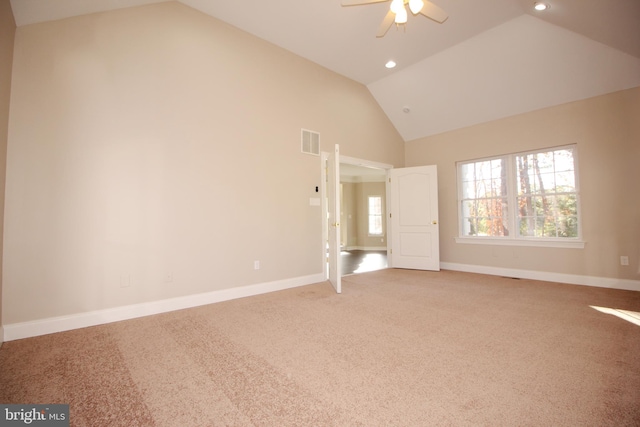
[368,15,640,140]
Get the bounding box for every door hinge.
[389,213,392,218]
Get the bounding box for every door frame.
[321,153,393,281]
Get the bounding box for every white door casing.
[327,145,341,293]
[389,165,440,271]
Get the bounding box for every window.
[368,196,383,236]
[457,145,582,247]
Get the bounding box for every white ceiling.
[9,0,640,141]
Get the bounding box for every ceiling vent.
[301,129,320,156]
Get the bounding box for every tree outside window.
[458,145,580,241]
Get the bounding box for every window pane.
[555,172,575,192]
[461,159,506,198]
[369,216,382,235]
[461,163,476,182]
[460,145,579,241]
[368,196,383,235]
[461,199,509,236]
[554,149,575,172]
[515,147,578,239]
[478,180,492,197]
[462,181,476,199]
[459,157,509,237]
[534,151,555,174]
[516,156,534,196]
[558,215,579,238]
[517,194,578,238]
[534,172,555,193]
[368,196,382,215]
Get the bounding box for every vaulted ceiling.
[9,0,640,141]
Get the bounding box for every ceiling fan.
[341,0,448,38]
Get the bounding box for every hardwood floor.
[341,250,388,276]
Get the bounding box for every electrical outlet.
[254,260,260,270]
[164,272,173,283]
[620,256,629,266]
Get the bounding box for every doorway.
[323,148,441,291]
[339,162,388,276]
[321,153,393,282]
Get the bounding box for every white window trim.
[456,144,583,247]
[454,237,585,249]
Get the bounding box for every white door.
[327,144,341,293]
[389,165,440,271]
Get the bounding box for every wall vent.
[301,129,320,156]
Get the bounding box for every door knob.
[432,220,438,225]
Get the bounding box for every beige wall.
[406,87,640,281]
[341,181,386,249]
[3,2,404,325]
[0,0,16,338]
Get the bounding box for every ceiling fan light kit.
[408,0,424,14]
[341,0,448,38]
[395,7,408,24]
[390,0,404,13]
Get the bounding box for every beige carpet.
[1,269,639,426]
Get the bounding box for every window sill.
[454,237,585,249]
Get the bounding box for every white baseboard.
[0,325,4,345]
[3,273,325,342]
[441,262,640,292]
[6,266,635,342]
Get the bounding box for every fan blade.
[419,1,448,23]
[342,0,389,6]
[376,9,396,38]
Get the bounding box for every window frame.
[367,195,384,236]
[455,145,584,249]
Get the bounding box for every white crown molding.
[3,273,325,342]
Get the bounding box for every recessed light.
[534,2,549,11]
[385,60,397,69]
